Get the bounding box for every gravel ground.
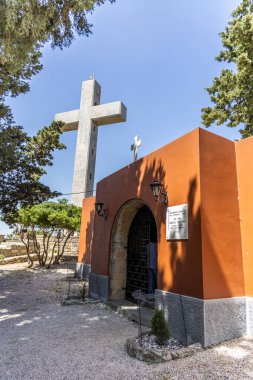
[1,263,253,380]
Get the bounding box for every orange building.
[77,128,253,347]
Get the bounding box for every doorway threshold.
[107,300,154,327]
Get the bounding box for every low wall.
[0,242,27,258]
[0,235,79,264]
[36,235,79,257]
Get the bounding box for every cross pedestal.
[55,79,127,206]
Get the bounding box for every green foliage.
[0,0,115,120]
[201,0,253,138]
[0,1,114,222]
[17,199,81,232]
[0,121,66,224]
[151,309,169,345]
[0,1,116,220]
[16,199,82,268]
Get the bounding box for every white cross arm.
[91,101,127,126]
[54,109,79,131]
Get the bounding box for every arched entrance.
[126,205,157,301]
[109,200,157,301]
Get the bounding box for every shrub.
[151,308,169,345]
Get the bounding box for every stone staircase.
[107,300,155,327]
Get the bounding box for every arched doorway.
[109,200,157,301]
[126,205,157,301]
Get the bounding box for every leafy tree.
[0,0,115,119]
[0,1,115,222]
[201,0,253,138]
[0,121,65,224]
[16,199,81,268]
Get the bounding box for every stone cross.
[131,135,142,162]
[55,79,127,207]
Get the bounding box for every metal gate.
[126,205,154,302]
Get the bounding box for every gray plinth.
[75,263,91,279]
[203,297,246,347]
[89,272,110,303]
[247,297,253,336]
[155,290,203,345]
[155,290,251,347]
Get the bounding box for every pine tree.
[0,1,115,120]
[151,309,170,345]
[0,1,114,221]
[0,121,65,224]
[201,0,253,138]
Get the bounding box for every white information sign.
[166,204,188,240]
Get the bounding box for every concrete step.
[107,300,155,327]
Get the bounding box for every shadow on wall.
[106,157,166,300]
[157,176,244,346]
[88,131,248,346]
[168,177,202,297]
[161,175,236,299]
[93,145,240,301]
[120,156,167,235]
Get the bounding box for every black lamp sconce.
[150,180,168,206]
[94,200,107,219]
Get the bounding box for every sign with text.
[166,204,188,240]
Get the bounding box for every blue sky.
[2,0,241,234]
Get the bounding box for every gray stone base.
[89,272,109,303]
[246,297,253,336]
[155,290,253,347]
[155,290,203,346]
[75,263,91,279]
[204,297,246,347]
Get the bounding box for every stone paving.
[1,262,253,380]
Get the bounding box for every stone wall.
[0,241,27,258]
[35,235,79,257]
[0,235,79,265]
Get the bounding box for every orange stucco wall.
[236,137,253,297]
[199,129,244,299]
[78,196,95,264]
[78,128,253,301]
[91,128,203,299]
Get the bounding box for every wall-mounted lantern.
[150,180,168,206]
[94,200,107,219]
